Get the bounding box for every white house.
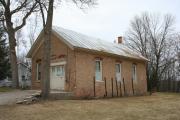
[18,62,31,88]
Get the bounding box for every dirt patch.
[0,93,180,120]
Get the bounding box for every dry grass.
[0,93,180,120]
[0,87,14,92]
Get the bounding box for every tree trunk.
[7,27,19,88]
[41,0,54,99]
[9,39,19,88]
[4,7,19,88]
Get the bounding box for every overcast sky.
[53,0,180,43]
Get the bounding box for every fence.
[158,80,180,92]
[93,76,135,98]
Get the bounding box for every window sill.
[96,80,104,83]
[35,80,40,83]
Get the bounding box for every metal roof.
[52,26,148,61]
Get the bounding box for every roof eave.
[74,46,149,62]
[26,30,44,58]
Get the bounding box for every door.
[50,65,65,90]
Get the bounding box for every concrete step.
[49,91,74,100]
[16,92,41,105]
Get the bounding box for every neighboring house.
[18,62,31,88]
[27,26,148,98]
[0,78,12,87]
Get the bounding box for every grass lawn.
[0,93,180,120]
[0,87,14,92]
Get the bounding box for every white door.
[50,65,65,90]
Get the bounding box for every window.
[36,63,41,80]
[56,66,65,76]
[95,60,102,81]
[52,66,55,73]
[21,75,26,81]
[132,63,137,81]
[115,63,121,82]
[51,65,65,77]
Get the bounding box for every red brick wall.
[74,50,147,98]
[31,33,76,91]
[31,33,147,98]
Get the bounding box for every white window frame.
[132,64,137,81]
[36,63,41,81]
[95,60,102,81]
[115,63,122,82]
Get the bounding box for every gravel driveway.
[0,90,40,105]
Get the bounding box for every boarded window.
[95,60,102,81]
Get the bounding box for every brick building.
[27,26,148,98]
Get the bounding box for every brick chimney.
[117,36,123,44]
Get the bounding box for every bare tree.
[0,0,38,88]
[175,34,180,81]
[125,12,177,91]
[155,33,180,92]
[35,0,54,99]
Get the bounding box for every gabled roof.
[27,26,148,61]
[17,62,31,70]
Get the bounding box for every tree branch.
[36,0,46,27]
[10,0,28,15]
[0,0,6,7]
[14,2,38,32]
[6,0,10,7]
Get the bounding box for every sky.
[53,0,180,43]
